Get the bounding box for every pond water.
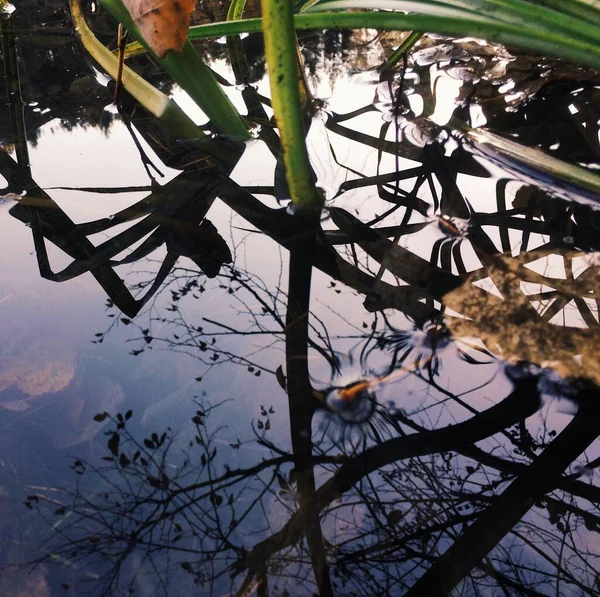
[1,2,600,596]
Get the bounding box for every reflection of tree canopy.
[3,12,600,597]
[0,0,355,143]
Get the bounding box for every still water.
[1,1,600,596]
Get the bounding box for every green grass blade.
[227,0,248,20]
[70,0,238,161]
[306,0,600,45]
[183,12,600,70]
[226,0,252,85]
[100,0,250,140]
[260,0,323,208]
[501,0,600,23]
[381,31,423,72]
[117,2,600,71]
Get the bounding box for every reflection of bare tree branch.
[406,399,600,596]
[241,377,540,571]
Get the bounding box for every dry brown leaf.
[122,0,196,58]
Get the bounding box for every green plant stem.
[99,0,250,140]
[260,0,322,208]
[381,31,423,72]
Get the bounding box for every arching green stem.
[100,0,250,140]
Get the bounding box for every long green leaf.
[466,128,600,202]
[381,31,423,72]
[227,0,248,20]
[226,0,251,85]
[99,0,250,140]
[182,12,600,70]
[121,8,600,70]
[306,0,600,45]
[529,0,600,23]
[70,0,190,133]
[69,0,240,162]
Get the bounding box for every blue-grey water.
[1,3,600,596]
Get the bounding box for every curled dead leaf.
[122,0,196,58]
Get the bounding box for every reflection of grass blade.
[260,0,322,208]
[100,0,250,140]
[3,147,140,316]
[328,207,466,300]
[216,182,435,321]
[466,128,600,205]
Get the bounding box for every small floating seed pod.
[324,380,377,424]
[314,377,404,453]
[375,320,453,375]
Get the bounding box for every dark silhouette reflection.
[3,9,600,597]
[12,113,600,593]
[23,368,600,595]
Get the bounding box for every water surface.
[1,3,600,596]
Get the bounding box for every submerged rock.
[0,351,125,449]
[0,341,75,410]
